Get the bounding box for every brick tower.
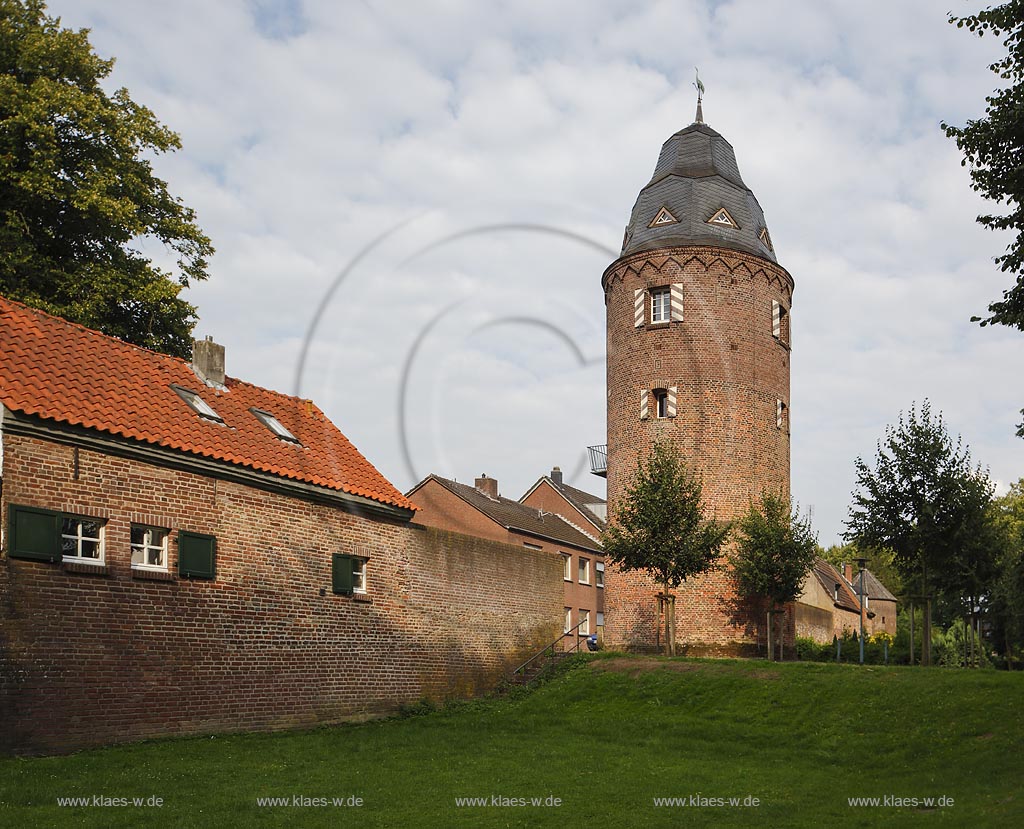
[603,102,794,654]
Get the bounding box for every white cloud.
[59,0,1024,544]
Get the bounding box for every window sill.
[646,322,671,330]
[63,561,109,576]
[132,568,175,582]
[352,593,372,604]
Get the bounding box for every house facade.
[408,473,605,643]
[0,297,562,754]
[795,559,897,643]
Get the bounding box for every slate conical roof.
[620,120,777,263]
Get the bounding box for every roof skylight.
[251,408,299,443]
[172,386,223,422]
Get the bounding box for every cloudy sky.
[61,0,1024,545]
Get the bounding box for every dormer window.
[251,408,299,443]
[648,206,679,227]
[172,386,223,422]
[707,207,739,229]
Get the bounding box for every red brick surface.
[603,246,794,654]
[0,434,562,754]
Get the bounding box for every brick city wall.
[603,246,793,654]
[0,433,562,754]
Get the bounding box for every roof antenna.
[693,67,705,124]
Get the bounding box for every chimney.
[843,563,853,583]
[550,466,563,485]
[192,336,225,388]
[475,474,498,499]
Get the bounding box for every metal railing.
[587,444,607,477]
[512,620,588,678]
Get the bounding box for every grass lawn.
[1,654,1022,827]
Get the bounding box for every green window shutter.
[332,554,354,595]
[178,531,216,579]
[7,504,61,562]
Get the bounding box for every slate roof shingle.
[0,295,414,511]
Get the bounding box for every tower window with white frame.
[650,287,671,324]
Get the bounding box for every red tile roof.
[0,295,414,512]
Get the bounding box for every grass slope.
[1,655,1022,828]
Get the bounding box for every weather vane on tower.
[694,67,705,124]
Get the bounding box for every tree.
[990,479,1024,663]
[1,0,213,358]
[942,2,1024,435]
[730,492,818,661]
[843,401,994,665]
[601,440,730,656]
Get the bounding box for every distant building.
[795,559,897,643]
[408,473,605,642]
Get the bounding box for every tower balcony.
[587,444,607,477]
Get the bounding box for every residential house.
[795,558,898,643]
[408,473,605,642]
[0,296,562,754]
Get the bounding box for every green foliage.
[844,401,995,605]
[0,0,213,358]
[942,1,1024,433]
[601,440,730,590]
[730,491,818,607]
[990,479,1024,654]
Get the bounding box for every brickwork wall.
[869,599,897,637]
[411,479,604,642]
[0,434,562,754]
[603,246,794,654]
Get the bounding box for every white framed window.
[131,524,168,570]
[777,399,788,430]
[564,607,573,633]
[650,287,671,324]
[61,516,104,564]
[596,561,605,588]
[352,558,367,594]
[597,611,605,628]
[523,542,543,550]
[578,557,590,585]
[561,553,572,581]
[578,609,590,635]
